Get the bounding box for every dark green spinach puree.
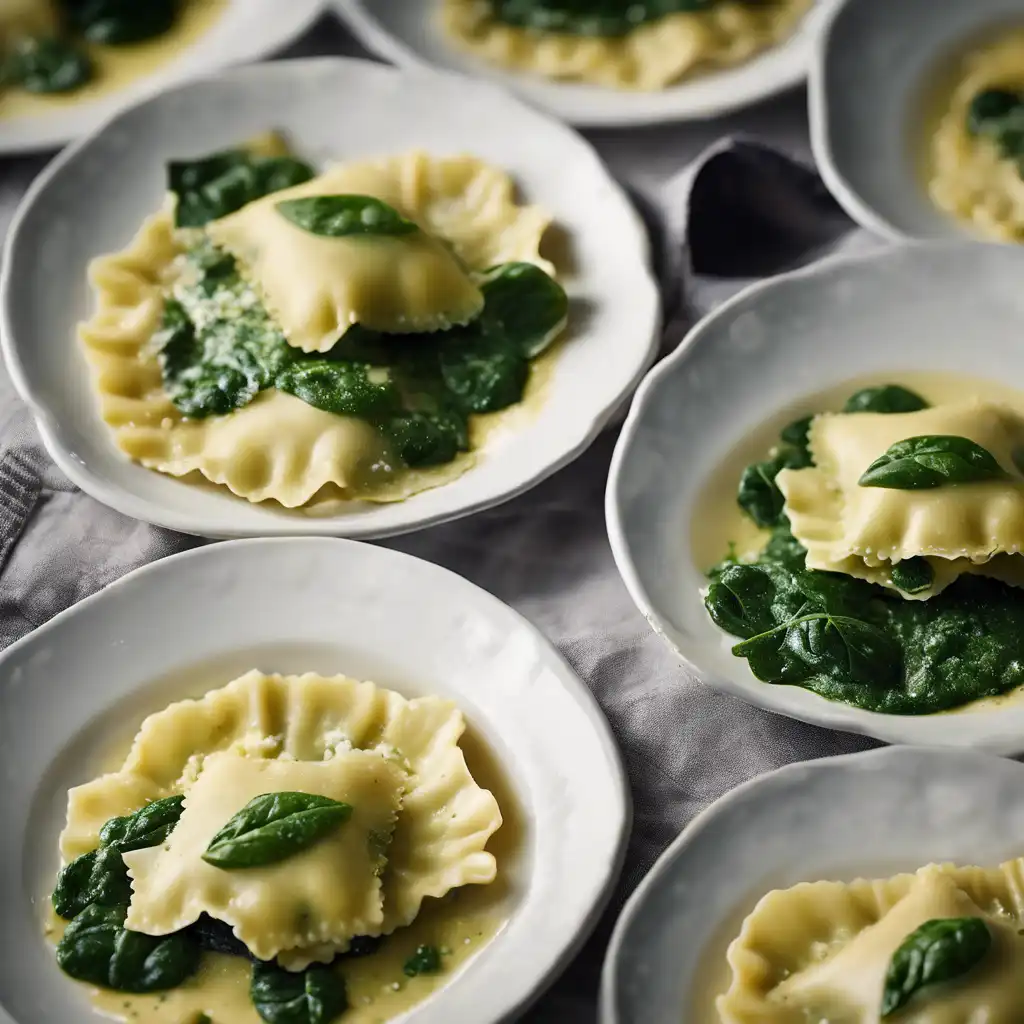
[51,793,444,1024]
[704,384,1024,715]
[157,147,568,472]
[2,1,179,95]
[490,0,768,37]
[967,88,1024,171]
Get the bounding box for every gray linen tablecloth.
[0,14,888,1022]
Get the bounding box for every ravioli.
[208,170,485,350]
[441,0,812,91]
[929,31,1024,243]
[80,149,557,510]
[777,401,1024,598]
[0,0,58,41]
[124,750,404,963]
[718,863,1024,1023]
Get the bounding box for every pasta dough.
[208,172,485,350]
[124,750,404,963]
[0,0,58,42]
[718,862,1024,1023]
[80,151,554,509]
[929,31,1024,243]
[59,671,503,966]
[777,401,1024,598]
[441,0,812,91]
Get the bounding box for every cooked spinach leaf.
[967,88,1024,164]
[275,195,418,238]
[439,332,529,413]
[56,903,200,992]
[99,795,185,853]
[202,792,352,870]
[881,917,991,1017]
[60,0,178,44]
[890,557,934,595]
[491,0,717,37]
[189,914,255,960]
[842,385,929,415]
[52,847,132,920]
[169,149,315,228]
[250,962,348,1024]
[705,563,803,640]
[779,415,813,460]
[403,944,442,977]
[475,262,569,358]
[737,446,804,528]
[858,435,1006,489]
[275,361,399,420]
[5,36,92,93]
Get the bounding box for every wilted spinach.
[881,917,991,1016]
[403,944,443,977]
[53,847,133,920]
[966,88,1024,166]
[99,794,185,852]
[59,0,179,44]
[169,149,315,228]
[890,557,934,595]
[842,385,929,415]
[250,962,348,1024]
[4,36,91,93]
[203,792,352,870]
[56,903,200,992]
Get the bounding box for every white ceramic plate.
[335,0,825,128]
[0,1,325,155]
[607,239,1024,752]
[600,746,1024,1024]
[0,537,630,1024]
[0,57,659,540]
[809,0,1024,240]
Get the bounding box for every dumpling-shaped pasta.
[778,401,1024,598]
[440,0,812,91]
[59,671,502,965]
[718,863,1024,1023]
[124,750,404,962]
[208,170,485,350]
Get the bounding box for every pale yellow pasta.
[718,863,1024,1023]
[80,151,554,508]
[441,0,811,91]
[59,671,503,966]
[0,0,58,42]
[124,751,404,964]
[777,401,1024,598]
[929,31,1024,243]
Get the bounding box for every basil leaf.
[6,36,92,93]
[275,196,419,238]
[169,149,314,228]
[881,917,991,1017]
[858,435,1007,490]
[60,0,178,44]
[99,795,185,853]
[56,903,200,993]
[52,847,132,920]
[492,0,716,37]
[842,385,929,415]
[890,557,934,595]
[250,962,348,1024]
[403,944,442,977]
[475,262,569,358]
[202,792,352,870]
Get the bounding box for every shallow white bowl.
[809,0,1024,239]
[0,537,630,1024]
[335,0,826,128]
[607,239,1024,752]
[0,56,659,540]
[600,746,1024,1023]
[0,0,325,155]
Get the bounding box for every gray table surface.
[0,12,833,1024]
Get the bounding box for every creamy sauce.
[41,669,524,1024]
[0,0,227,122]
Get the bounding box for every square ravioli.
[778,401,1024,596]
[124,749,405,962]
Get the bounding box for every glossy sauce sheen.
[42,684,522,1024]
[0,0,227,122]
